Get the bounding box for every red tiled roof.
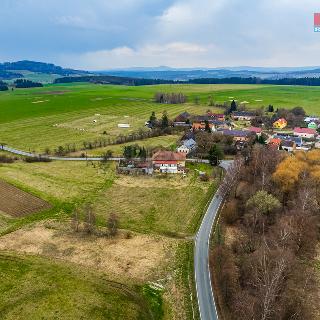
[154,160,178,164]
[269,138,281,145]
[152,151,186,161]
[294,127,316,134]
[247,127,262,133]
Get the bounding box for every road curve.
[194,160,232,320]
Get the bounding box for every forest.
[211,147,320,320]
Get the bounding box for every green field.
[1,83,320,153]
[0,253,150,320]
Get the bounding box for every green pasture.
[0,253,150,320]
[0,83,320,152]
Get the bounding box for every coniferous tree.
[230,100,237,113]
[161,111,169,128]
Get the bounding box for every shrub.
[24,156,52,163]
[0,155,14,163]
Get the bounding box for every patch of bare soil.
[0,180,51,217]
[0,222,174,282]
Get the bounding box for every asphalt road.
[1,145,212,163]
[194,160,232,320]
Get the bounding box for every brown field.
[0,180,51,217]
[0,221,175,283]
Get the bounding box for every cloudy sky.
[1,0,320,69]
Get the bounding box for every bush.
[222,200,239,225]
[0,155,14,163]
[200,173,210,181]
[24,156,52,163]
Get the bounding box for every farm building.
[152,151,186,174]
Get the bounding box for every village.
[117,102,320,175]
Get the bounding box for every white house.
[177,138,197,154]
[304,116,319,123]
[177,145,190,154]
[293,127,317,139]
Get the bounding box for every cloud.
[1,0,320,68]
[61,42,210,69]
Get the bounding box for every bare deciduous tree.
[84,205,96,234]
[219,157,244,198]
[107,213,119,237]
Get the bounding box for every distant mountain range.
[99,66,320,81]
[3,60,320,83]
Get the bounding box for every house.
[293,127,317,139]
[281,140,295,152]
[174,112,190,123]
[207,112,225,121]
[308,122,318,130]
[304,116,319,123]
[268,138,281,149]
[117,160,153,175]
[173,121,192,128]
[152,151,186,174]
[181,131,196,141]
[221,129,253,142]
[177,138,197,154]
[192,122,213,131]
[273,118,287,129]
[231,111,256,121]
[245,127,262,136]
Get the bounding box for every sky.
[1,0,320,70]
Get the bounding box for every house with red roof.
[245,127,262,136]
[268,138,282,149]
[152,151,186,174]
[293,127,317,139]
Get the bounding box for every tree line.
[14,79,43,88]
[44,126,182,156]
[0,81,8,91]
[154,92,187,104]
[54,74,320,87]
[211,147,320,320]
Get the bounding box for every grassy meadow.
[1,83,320,153]
[0,253,150,320]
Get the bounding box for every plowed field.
[0,180,51,217]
